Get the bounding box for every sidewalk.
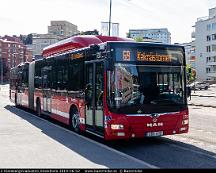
[0,84,9,91]
[188,84,216,108]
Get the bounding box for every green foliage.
[135,37,143,42]
[20,34,32,45]
[126,32,131,38]
[80,29,99,35]
[186,64,196,83]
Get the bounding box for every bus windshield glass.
[107,63,187,114]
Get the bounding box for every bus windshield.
[107,63,187,114]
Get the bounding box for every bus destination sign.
[70,53,84,59]
[116,47,183,65]
[137,51,172,62]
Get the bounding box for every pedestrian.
[187,86,191,101]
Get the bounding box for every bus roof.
[106,41,185,49]
[42,35,133,57]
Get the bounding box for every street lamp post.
[108,0,112,36]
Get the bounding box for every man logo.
[137,109,142,114]
[151,113,160,118]
[146,113,163,127]
[147,122,164,128]
[153,118,158,123]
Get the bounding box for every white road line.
[13,107,158,169]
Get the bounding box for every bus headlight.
[111,124,124,130]
[182,119,189,125]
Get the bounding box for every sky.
[0,0,216,44]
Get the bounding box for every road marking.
[13,106,158,169]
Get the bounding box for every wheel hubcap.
[72,113,79,129]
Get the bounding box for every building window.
[207,35,211,41]
[207,24,211,31]
[212,45,216,52]
[212,23,216,30]
[206,46,211,52]
[214,56,216,62]
[212,34,216,40]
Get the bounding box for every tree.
[134,37,143,42]
[186,64,196,83]
[80,29,99,35]
[126,32,131,38]
[20,34,32,45]
[25,34,32,44]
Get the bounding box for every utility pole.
[108,0,112,36]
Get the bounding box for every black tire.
[15,94,18,107]
[71,109,80,133]
[36,100,41,116]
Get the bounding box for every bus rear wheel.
[36,100,41,116]
[71,110,80,133]
[15,94,18,107]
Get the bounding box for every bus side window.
[68,60,84,91]
[57,67,63,90]
[35,61,43,89]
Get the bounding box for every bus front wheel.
[15,94,18,107]
[70,109,80,133]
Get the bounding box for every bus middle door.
[85,61,104,136]
[41,66,52,114]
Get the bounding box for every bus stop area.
[189,84,216,108]
[0,84,154,168]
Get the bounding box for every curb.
[188,103,216,108]
[191,95,216,98]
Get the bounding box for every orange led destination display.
[137,51,172,62]
[70,53,84,59]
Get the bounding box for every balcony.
[207,71,216,77]
[207,61,216,66]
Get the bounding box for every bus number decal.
[123,51,131,61]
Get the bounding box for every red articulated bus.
[9,35,189,140]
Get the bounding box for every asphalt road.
[107,105,216,168]
[0,85,216,168]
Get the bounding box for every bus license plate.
[145,131,163,137]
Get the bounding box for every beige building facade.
[48,21,79,38]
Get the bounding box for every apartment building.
[194,7,216,82]
[181,42,196,68]
[32,34,60,58]
[129,28,171,44]
[0,36,32,81]
[48,20,79,39]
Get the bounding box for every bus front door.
[85,61,104,136]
